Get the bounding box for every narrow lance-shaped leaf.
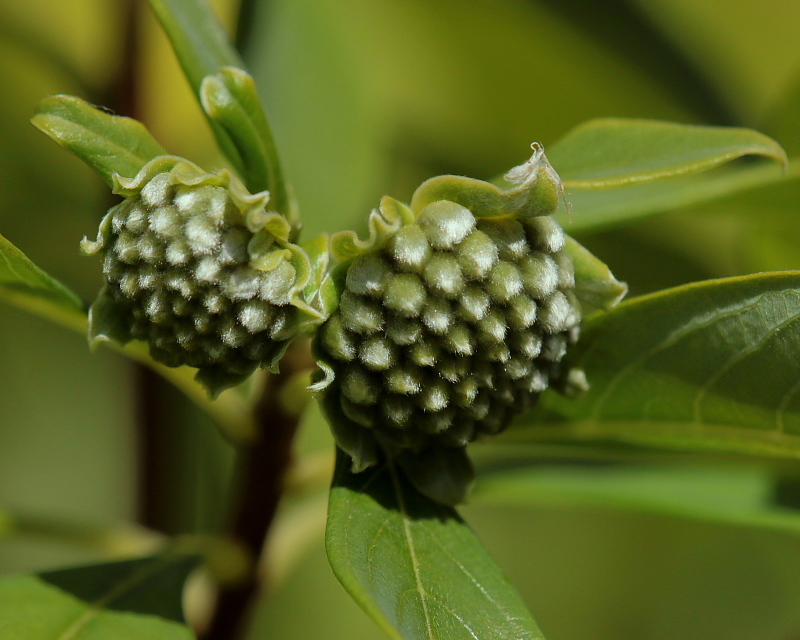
[327,449,546,640]
[0,232,86,332]
[147,0,241,88]
[548,118,788,189]
[147,0,289,208]
[201,67,293,220]
[31,95,166,186]
[510,272,800,460]
[147,0,244,174]
[0,554,199,639]
[0,231,253,442]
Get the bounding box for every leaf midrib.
[388,461,435,640]
[54,557,174,640]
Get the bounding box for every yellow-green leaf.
[32,95,166,186]
[549,118,787,189]
[0,231,86,332]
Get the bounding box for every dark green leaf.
[548,118,787,189]
[0,231,86,332]
[511,272,800,459]
[31,95,166,186]
[327,450,545,640]
[0,554,198,639]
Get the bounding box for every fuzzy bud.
[83,156,314,394]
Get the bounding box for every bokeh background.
[2,0,800,638]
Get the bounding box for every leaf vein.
[692,307,800,424]
[590,292,777,421]
[388,461,434,640]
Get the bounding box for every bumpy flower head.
[314,146,588,503]
[83,155,315,395]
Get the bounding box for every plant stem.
[204,339,315,640]
[107,0,182,535]
[107,0,142,119]
[135,366,174,531]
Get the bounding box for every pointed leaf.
[548,118,787,189]
[32,95,166,186]
[0,235,254,442]
[556,160,795,233]
[146,0,287,204]
[200,67,292,219]
[0,235,254,443]
[326,450,545,640]
[146,0,244,173]
[0,232,87,331]
[0,554,199,639]
[511,272,800,459]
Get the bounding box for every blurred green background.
[2,0,800,638]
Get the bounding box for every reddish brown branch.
[204,339,315,640]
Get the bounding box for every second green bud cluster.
[319,200,580,449]
[312,147,588,502]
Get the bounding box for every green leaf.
[301,233,331,323]
[0,554,198,639]
[0,231,87,332]
[511,272,800,459]
[0,235,253,443]
[326,450,545,640]
[474,463,800,536]
[147,0,286,203]
[146,0,243,173]
[563,236,627,310]
[548,118,787,189]
[146,0,241,88]
[200,67,292,219]
[556,159,795,233]
[31,95,166,186]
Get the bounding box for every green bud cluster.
[315,148,583,470]
[83,156,312,389]
[319,203,580,450]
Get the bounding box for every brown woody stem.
[204,339,315,640]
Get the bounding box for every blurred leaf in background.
[0,0,136,576]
